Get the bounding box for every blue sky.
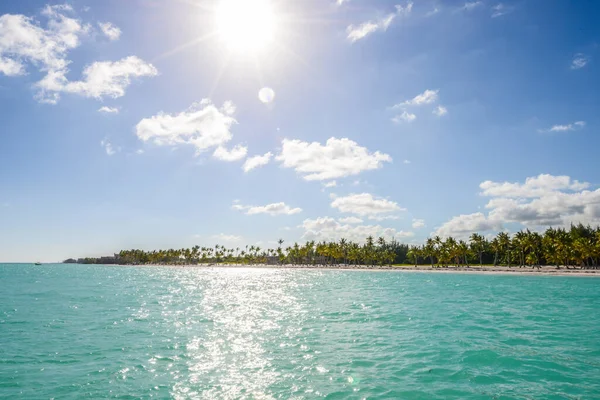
[1,0,599,262]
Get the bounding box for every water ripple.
[1,265,600,398]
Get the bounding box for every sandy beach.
[132,263,600,276]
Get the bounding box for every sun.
[215,0,277,53]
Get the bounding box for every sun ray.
[152,31,218,63]
[208,52,232,100]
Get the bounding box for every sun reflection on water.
[165,268,308,399]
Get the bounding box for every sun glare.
[216,0,277,53]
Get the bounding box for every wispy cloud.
[243,152,272,172]
[346,1,413,42]
[433,105,448,117]
[426,7,440,17]
[339,216,363,224]
[212,233,243,242]
[539,121,586,133]
[462,1,483,11]
[100,139,119,156]
[412,219,426,228]
[491,3,512,18]
[390,89,445,123]
[395,89,439,107]
[233,202,302,216]
[392,110,416,123]
[571,53,589,70]
[403,159,411,164]
[98,106,119,114]
[98,22,121,41]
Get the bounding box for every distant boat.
[34,262,42,265]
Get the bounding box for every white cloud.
[301,217,413,243]
[539,121,586,133]
[98,106,119,114]
[277,137,392,181]
[395,89,439,107]
[433,105,448,117]
[392,110,416,123]
[0,7,155,103]
[42,4,74,15]
[323,181,338,188]
[368,215,401,221]
[243,152,272,172]
[491,3,512,18]
[213,144,248,161]
[403,159,411,164]
[331,193,404,216]
[390,89,442,123]
[233,202,302,216]
[433,212,503,239]
[395,2,414,17]
[462,1,483,11]
[100,138,119,156]
[0,57,24,76]
[336,0,348,5]
[0,8,88,86]
[480,174,589,198]
[212,233,243,242]
[98,22,121,40]
[571,53,589,70]
[45,56,158,101]
[412,219,425,228]
[136,99,237,155]
[426,7,440,17]
[437,174,600,237]
[339,216,363,224]
[346,1,412,42]
[485,189,600,228]
[347,21,385,43]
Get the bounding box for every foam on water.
[1,264,599,399]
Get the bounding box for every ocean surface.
[1,264,600,399]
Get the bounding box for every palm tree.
[513,231,527,267]
[497,232,511,267]
[489,238,500,266]
[407,246,419,266]
[469,233,486,266]
[458,240,470,267]
[339,238,348,265]
[425,238,436,267]
[433,235,443,267]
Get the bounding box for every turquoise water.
[1,265,600,399]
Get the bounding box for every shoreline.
[107,263,600,277]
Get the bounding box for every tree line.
[407,224,600,269]
[67,224,600,269]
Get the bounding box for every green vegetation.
[114,236,403,266]
[71,224,600,270]
[408,224,600,269]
